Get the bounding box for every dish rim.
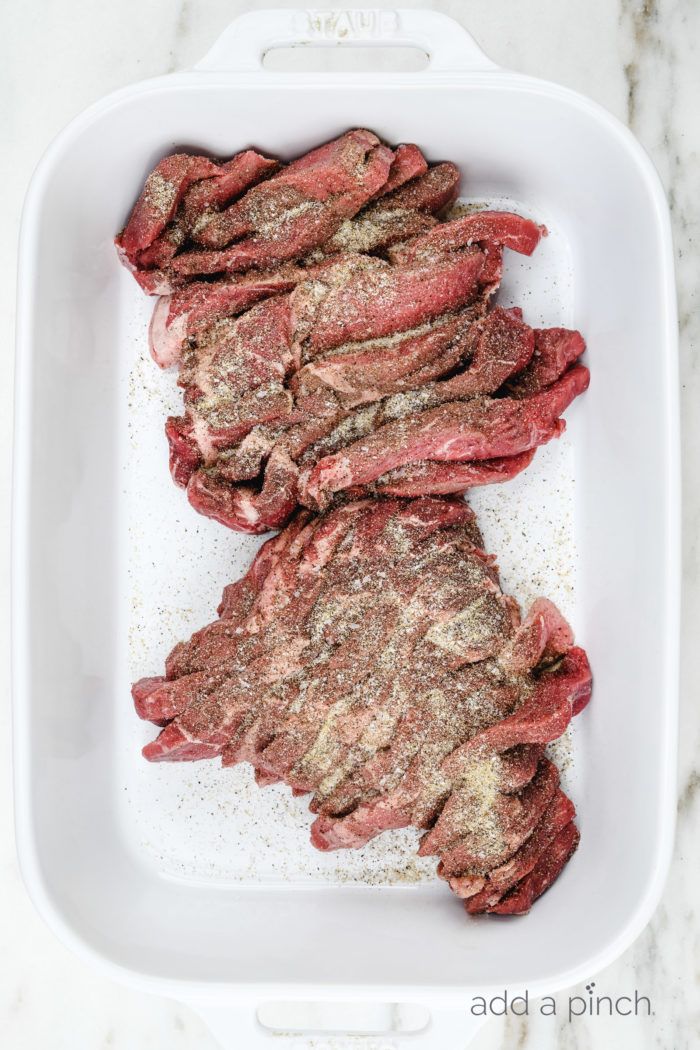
[12,59,680,1002]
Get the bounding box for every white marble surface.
[1,0,698,1047]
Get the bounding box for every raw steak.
[133,497,591,915]
[116,132,587,534]
[117,132,447,293]
[159,211,584,533]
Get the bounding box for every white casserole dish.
[13,9,679,1049]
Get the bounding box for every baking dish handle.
[194,1000,486,1049]
[194,9,497,74]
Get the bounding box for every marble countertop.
[1,1,697,1047]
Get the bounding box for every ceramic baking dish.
[13,9,679,1048]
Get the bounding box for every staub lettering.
[289,1041,398,1050]
[306,9,399,40]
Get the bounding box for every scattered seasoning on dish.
[122,192,580,889]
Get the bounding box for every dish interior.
[19,80,673,990]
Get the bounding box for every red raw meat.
[507,327,587,396]
[116,150,278,286]
[118,154,219,260]
[149,265,306,368]
[174,130,394,274]
[300,365,589,509]
[133,498,591,916]
[374,143,428,196]
[117,133,588,539]
[161,216,585,533]
[327,161,460,255]
[389,210,546,265]
[371,450,538,497]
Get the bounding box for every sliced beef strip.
[186,457,300,534]
[422,757,561,876]
[165,415,203,489]
[178,296,294,407]
[116,150,278,283]
[169,383,293,488]
[462,789,576,911]
[486,820,580,914]
[294,250,486,357]
[291,307,494,410]
[326,162,460,255]
[150,251,387,371]
[165,295,296,484]
[497,598,575,674]
[388,210,546,266]
[441,646,593,759]
[117,154,220,262]
[179,151,280,226]
[216,514,312,624]
[381,161,461,213]
[370,449,537,497]
[505,327,587,397]
[373,143,429,196]
[134,153,281,272]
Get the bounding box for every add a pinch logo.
[468,983,654,1019]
